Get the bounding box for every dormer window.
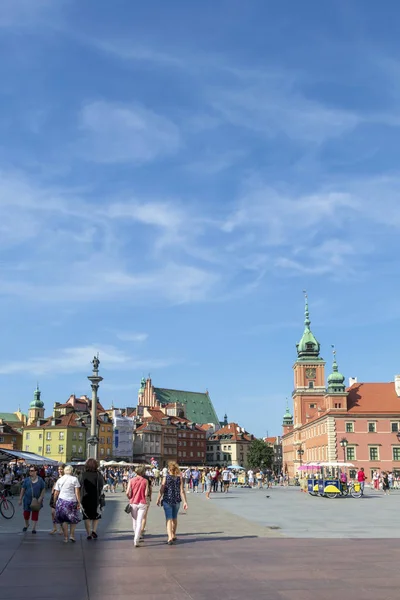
[306,343,314,350]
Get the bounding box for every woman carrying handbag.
[18,465,45,534]
[126,466,148,548]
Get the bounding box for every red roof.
[210,422,252,442]
[264,436,278,445]
[25,413,85,429]
[347,382,400,414]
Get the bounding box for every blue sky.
[1,0,400,437]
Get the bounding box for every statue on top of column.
[91,354,100,371]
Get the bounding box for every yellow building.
[23,411,88,463]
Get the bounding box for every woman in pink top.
[126,466,149,547]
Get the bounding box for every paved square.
[1,485,399,599]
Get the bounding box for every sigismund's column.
[87,354,103,460]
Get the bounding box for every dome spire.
[283,399,293,426]
[296,291,321,360]
[327,345,345,393]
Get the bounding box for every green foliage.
[247,439,274,470]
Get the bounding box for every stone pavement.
[1,486,400,599]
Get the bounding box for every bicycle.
[325,481,362,499]
[0,489,15,519]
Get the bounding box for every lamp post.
[87,354,103,460]
[297,447,304,466]
[340,437,348,462]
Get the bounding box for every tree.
[247,439,274,470]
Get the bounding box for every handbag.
[124,503,131,514]
[97,473,106,510]
[30,481,41,512]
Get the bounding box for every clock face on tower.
[305,367,316,379]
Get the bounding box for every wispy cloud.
[116,332,148,343]
[77,101,181,164]
[0,344,178,376]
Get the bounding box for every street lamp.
[340,437,348,462]
[297,447,304,466]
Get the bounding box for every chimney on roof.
[395,375,400,397]
[349,377,358,387]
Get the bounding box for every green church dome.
[283,403,293,426]
[296,295,321,359]
[30,386,44,409]
[327,350,345,392]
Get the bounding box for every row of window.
[0,436,17,443]
[100,426,112,432]
[25,431,84,441]
[177,441,205,447]
[177,451,204,458]
[345,446,400,461]
[99,437,112,444]
[177,433,204,439]
[346,422,400,433]
[207,444,244,451]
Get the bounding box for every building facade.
[282,297,400,479]
[23,412,87,463]
[138,377,220,428]
[206,422,253,467]
[264,436,283,474]
[0,420,22,450]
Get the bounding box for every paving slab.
[1,485,400,599]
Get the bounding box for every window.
[197,452,201,457]
[228,445,231,450]
[369,446,379,460]
[190,452,193,457]
[38,433,42,439]
[37,445,42,453]
[79,432,83,440]
[46,432,51,440]
[392,422,399,433]
[0,436,4,443]
[107,448,110,455]
[349,469,356,479]
[72,432,77,440]
[12,436,16,442]
[100,447,104,455]
[309,403,316,409]
[101,426,105,432]
[78,446,83,454]
[59,432,64,440]
[346,447,355,461]
[72,445,76,453]
[25,445,29,451]
[345,422,354,433]
[334,403,342,408]
[46,445,51,454]
[26,433,30,440]
[393,448,400,461]
[107,437,111,444]
[58,445,64,453]
[368,422,376,433]
[308,381,314,389]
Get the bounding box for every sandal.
[69,537,76,543]
[87,535,92,540]
[91,531,98,539]
[63,538,69,543]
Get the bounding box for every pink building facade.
[282,298,400,479]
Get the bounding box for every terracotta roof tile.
[210,422,252,442]
[346,382,400,414]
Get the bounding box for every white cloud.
[116,332,148,343]
[78,101,181,164]
[0,344,178,376]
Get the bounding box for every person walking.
[382,472,390,495]
[54,465,81,543]
[126,466,148,548]
[18,465,46,534]
[157,461,188,545]
[204,468,212,499]
[79,458,105,540]
[357,467,367,496]
[49,464,65,535]
[222,467,231,493]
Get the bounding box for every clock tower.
[292,294,326,427]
